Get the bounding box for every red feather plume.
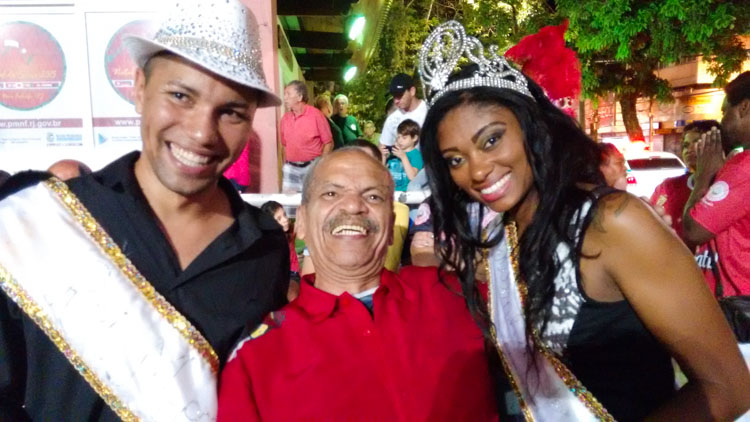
[504,20,581,101]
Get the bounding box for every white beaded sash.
[0,180,218,421]
[486,224,613,421]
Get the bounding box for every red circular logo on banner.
[105,20,157,105]
[0,21,66,110]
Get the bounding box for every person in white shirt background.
[379,73,428,148]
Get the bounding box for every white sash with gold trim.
[0,179,218,422]
[486,223,615,421]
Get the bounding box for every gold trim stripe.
[504,220,616,422]
[43,178,220,373]
[484,235,535,421]
[536,344,616,422]
[488,324,536,421]
[0,263,140,422]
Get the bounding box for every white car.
[625,151,688,198]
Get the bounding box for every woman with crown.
[418,21,750,422]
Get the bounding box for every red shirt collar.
[295,271,412,322]
[290,104,310,119]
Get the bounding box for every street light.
[344,65,358,82]
[348,16,366,41]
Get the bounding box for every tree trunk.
[589,103,599,141]
[619,94,644,141]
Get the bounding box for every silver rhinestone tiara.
[419,20,533,106]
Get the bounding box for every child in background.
[260,201,300,287]
[362,120,380,145]
[381,119,423,191]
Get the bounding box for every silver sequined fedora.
[123,0,281,107]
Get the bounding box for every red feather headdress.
[504,20,581,103]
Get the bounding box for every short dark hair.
[286,80,308,103]
[725,71,750,107]
[683,119,720,136]
[397,119,420,138]
[260,200,283,216]
[143,51,177,81]
[348,139,382,161]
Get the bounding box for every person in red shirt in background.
[217,148,497,422]
[650,120,719,247]
[684,71,750,295]
[598,142,628,190]
[279,80,333,193]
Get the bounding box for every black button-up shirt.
[0,152,289,421]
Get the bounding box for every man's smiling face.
[134,54,257,198]
[297,150,394,277]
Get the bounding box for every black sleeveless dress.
[537,189,676,421]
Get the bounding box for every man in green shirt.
[332,94,362,144]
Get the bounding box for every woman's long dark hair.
[421,66,604,343]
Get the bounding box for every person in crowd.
[217,148,497,421]
[331,94,362,144]
[47,159,92,181]
[0,1,290,420]
[650,120,719,246]
[598,142,628,190]
[379,73,428,148]
[683,71,750,294]
[300,139,409,274]
[280,80,333,193]
[419,20,750,422]
[382,119,423,192]
[362,119,380,145]
[314,94,345,149]
[260,200,300,295]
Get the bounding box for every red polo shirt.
[650,173,692,241]
[280,104,333,162]
[217,266,498,422]
[691,150,750,294]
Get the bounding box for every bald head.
[48,159,92,181]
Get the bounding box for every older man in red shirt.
[217,148,497,421]
[280,80,333,193]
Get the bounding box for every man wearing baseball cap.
[379,73,428,148]
[0,1,288,420]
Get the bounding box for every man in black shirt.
[0,0,288,420]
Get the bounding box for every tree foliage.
[557,0,749,139]
[344,0,555,129]
[347,0,748,139]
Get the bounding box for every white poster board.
[86,13,158,160]
[0,1,165,173]
[0,13,90,170]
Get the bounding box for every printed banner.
[0,13,89,171]
[86,13,158,152]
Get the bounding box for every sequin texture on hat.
[123,0,281,107]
